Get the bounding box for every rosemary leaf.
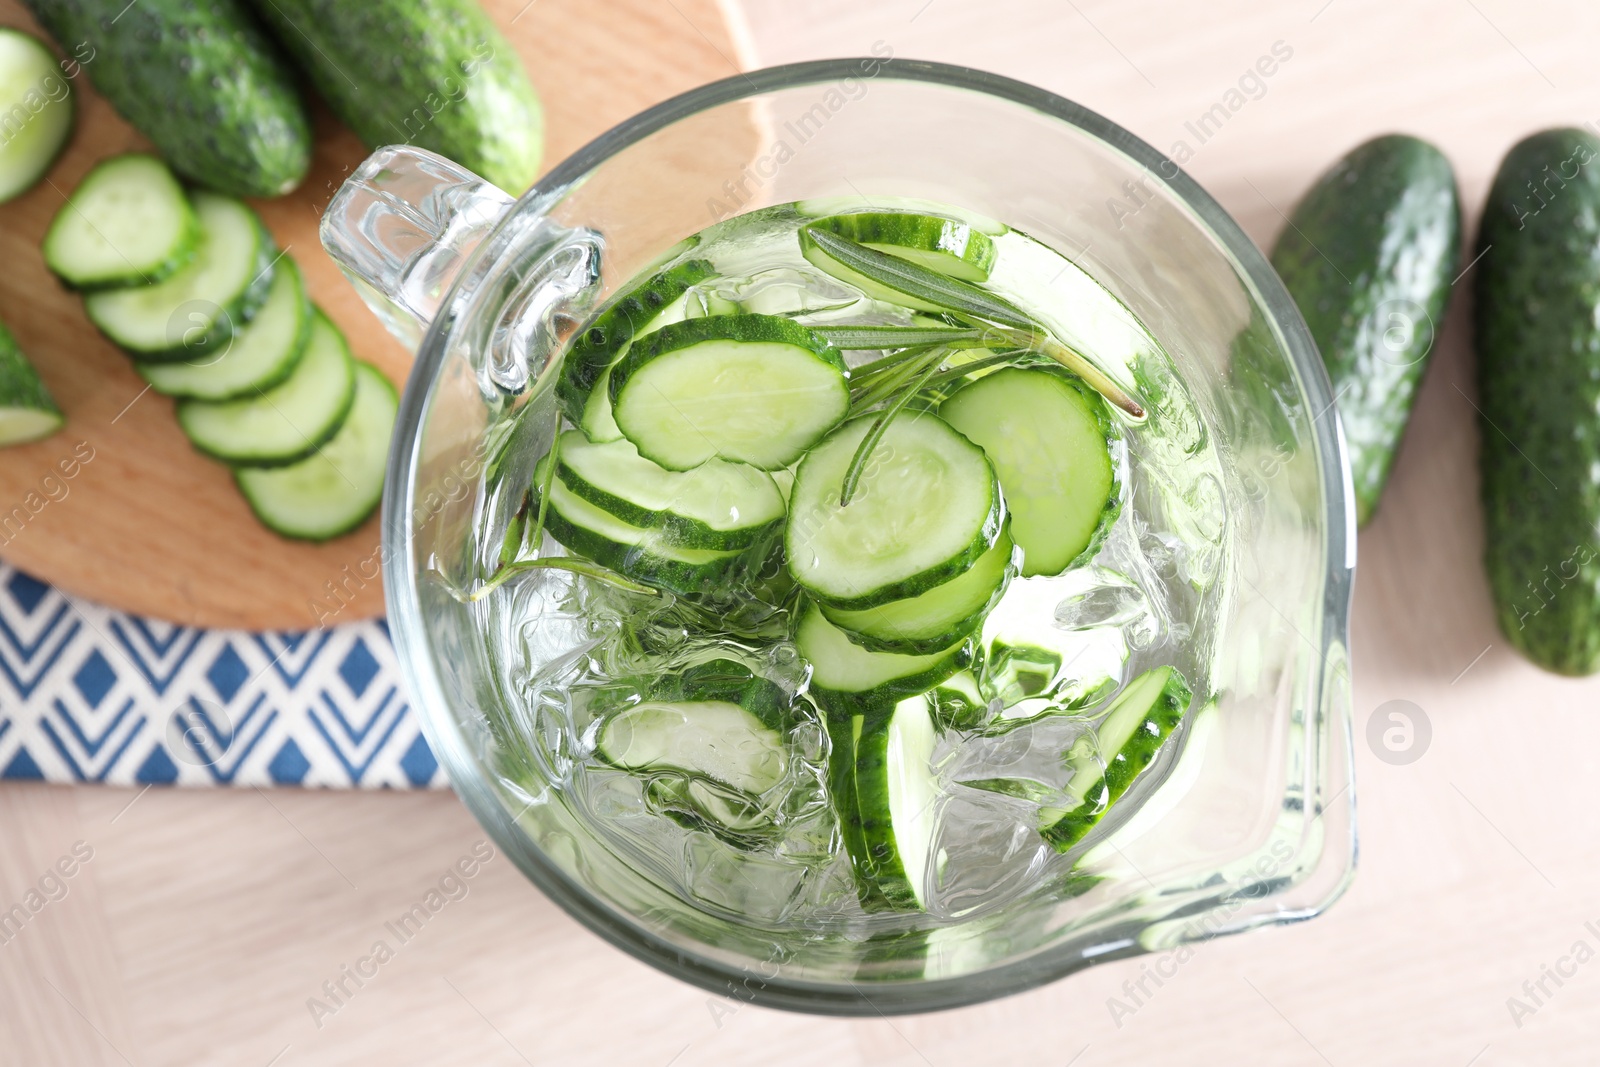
[468,557,659,602]
[803,227,1035,329]
[840,355,947,507]
[814,324,983,349]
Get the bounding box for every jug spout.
[320,146,515,350]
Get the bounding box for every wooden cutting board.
[0,0,756,631]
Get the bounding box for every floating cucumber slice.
[0,30,73,205]
[941,367,1118,576]
[831,693,941,911]
[809,212,998,283]
[556,259,715,425]
[44,154,198,290]
[610,314,849,471]
[796,603,970,715]
[786,412,1002,610]
[136,257,311,400]
[596,698,787,795]
[654,657,794,731]
[645,776,778,849]
[0,324,61,446]
[1039,665,1192,852]
[797,196,1007,236]
[234,361,396,541]
[175,310,355,467]
[823,526,1014,655]
[537,460,746,597]
[579,365,623,442]
[84,192,273,361]
[555,429,784,550]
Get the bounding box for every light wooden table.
[7,1,1600,1063]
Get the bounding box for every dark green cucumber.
[25,0,310,197]
[0,323,62,446]
[247,0,542,192]
[557,259,715,426]
[1270,134,1461,525]
[1040,665,1190,851]
[1476,128,1600,675]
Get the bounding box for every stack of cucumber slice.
[533,205,1190,912]
[43,153,396,540]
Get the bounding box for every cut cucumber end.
[0,407,64,446]
[0,30,74,205]
[612,314,849,471]
[234,361,396,541]
[43,154,198,289]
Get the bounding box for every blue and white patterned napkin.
[0,562,441,788]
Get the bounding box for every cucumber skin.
[247,0,542,193]
[1040,668,1191,852]
[540,502,763,600]
[848,708,923,911]
[25,0,310,197]
[1270,134,1461,526]
[826,712,895,912]
[554,448,782,551]
[1476,128,1600,676]
[557,260,715,425]
[0,322,61,421]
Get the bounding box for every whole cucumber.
[1476,127,1600,676]
[1270,134,1461,525]
[24,0,311,198]
[248,0,542,193]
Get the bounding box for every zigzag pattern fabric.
[0,562,442,788]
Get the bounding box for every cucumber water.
[478,200,1227,927]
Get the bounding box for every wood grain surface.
[9,1,1600,1065]
[0,0,753,630]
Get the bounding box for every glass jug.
[321,58,1356,1015]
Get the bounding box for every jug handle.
[320,145,515,350]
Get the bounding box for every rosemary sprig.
[804,227,1034,329]
[805,225,1146,419]
[814,324,984,349]
[850,347,944,415]
[467,557,659,602]
[839,354,947,507]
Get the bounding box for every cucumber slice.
[786,412,1002,610]
[175,310,355,467]
[941,367,1118,576]
[556,259,715,425]
[0,324,62,446]
[796,603,971,714]
[654,657,794,731]
[797,196,1008,236]
[1040,666,1192,852]
[234,362,396,540]
[135,257,311,400]
[832,693,941,911]
[822,527,1014,655]
[596,699,787,795]
[809,213,998,283]
[538,464,748,597]
[84,192,273,362]
[610,314,849,471]
[555,429,784,550]
[646,776,778,849]
[42,154,198,289]
[579,365,623,442]
[0,30,73,204]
